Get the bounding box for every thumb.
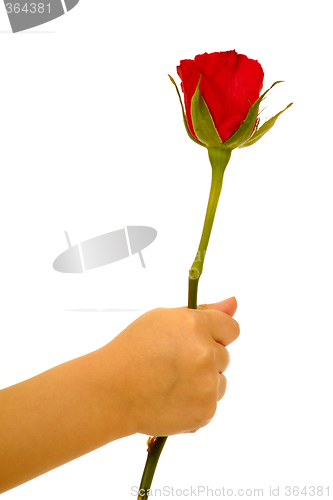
[197,296,237,317]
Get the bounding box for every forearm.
[0,345,135,493]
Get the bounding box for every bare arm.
[0,345,136,492]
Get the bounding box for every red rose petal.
[177,60,201,141]
[178,50,264,143]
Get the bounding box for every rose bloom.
[177,50,264,143]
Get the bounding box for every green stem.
[137,147,231,499]
[137,437,167,499]
[188,147,231,305]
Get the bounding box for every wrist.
[94,343,138,440]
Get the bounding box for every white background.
[0,0,332,498]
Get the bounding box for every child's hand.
[0,297,239,492]
[101,296,239,436]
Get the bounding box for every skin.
[0,296,239,493]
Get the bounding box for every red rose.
[177,50,264,143]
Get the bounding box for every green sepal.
[221,81,284,150]
[168,75,205,148]
[190,77,223,148]
[239,102,293,148]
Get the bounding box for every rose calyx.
[170,76,292,151]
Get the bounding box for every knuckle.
[180,308,198,335]
[197,303,210,310]
[199,399,217,423]
[224,348,231,368]
[231,318,240,338]
[200,346,216,366]
[197,375,219,418]
[218,374,227,400]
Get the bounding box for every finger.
[217,374,227,401]
[216,344,230,374]
[197,296,237,317]
[204,310,240,346]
